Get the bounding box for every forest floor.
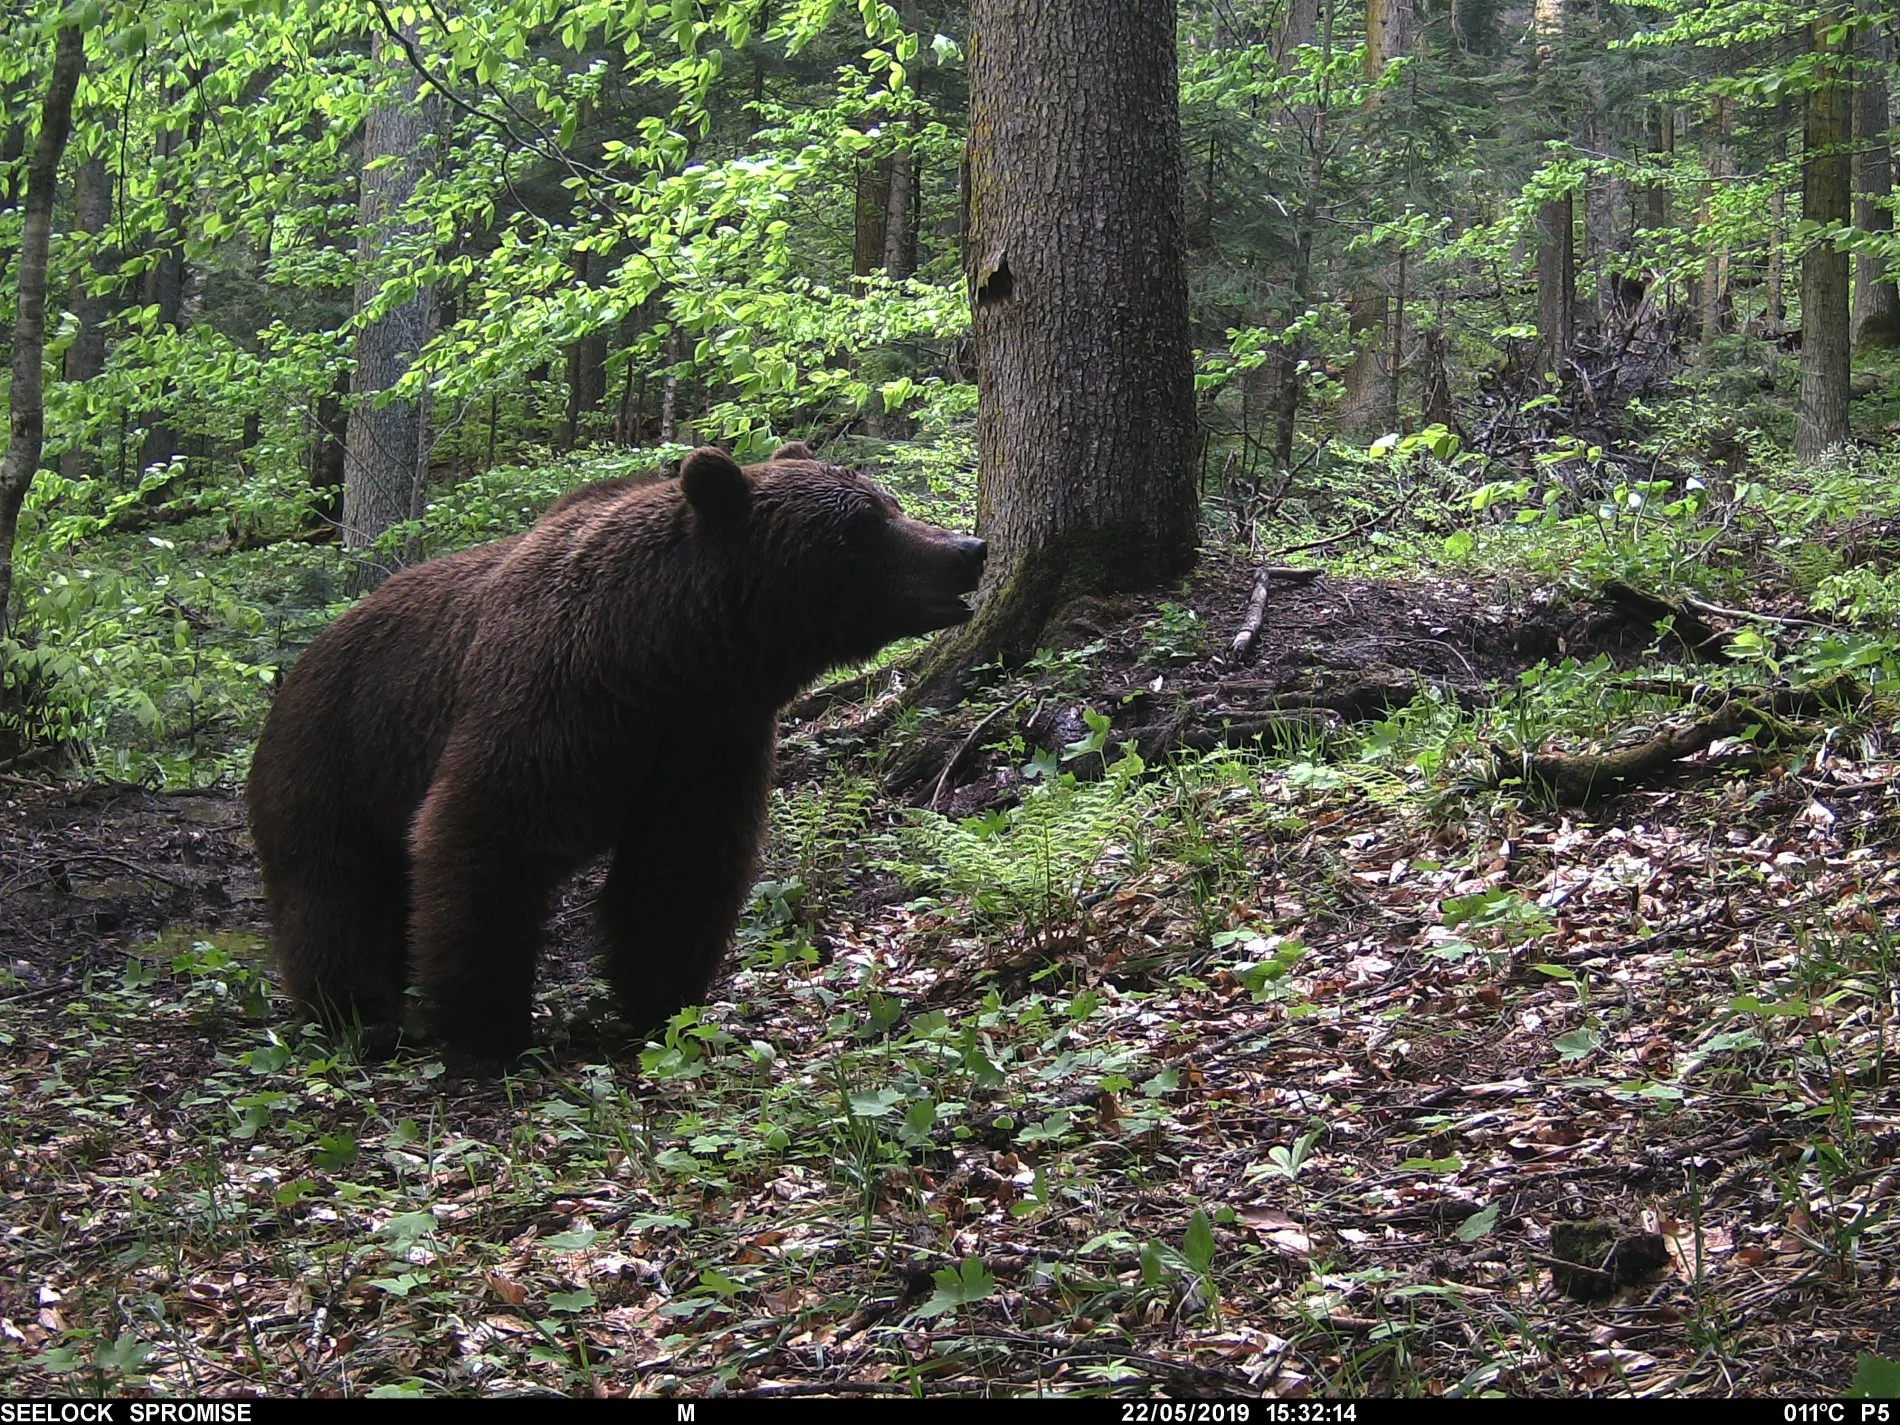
[2,552,1897,1398]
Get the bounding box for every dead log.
[1600,580,1725,653]
[1127,708,1343,761]
[1500,676,1867,805]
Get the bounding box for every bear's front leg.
[408,776,562,1070]
[598,736,773,1036]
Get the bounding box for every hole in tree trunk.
[976,258,1014,305]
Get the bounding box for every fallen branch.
[930,693,1026,810]
[1680,593,1842,632]
[1498,677,1867,806]
[1229,565,1324,665]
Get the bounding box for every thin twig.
[930,694,1026,811]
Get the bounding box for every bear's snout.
[955,535,988,585]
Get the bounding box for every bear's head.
[679,444,987,679]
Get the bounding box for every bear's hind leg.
[267,850,409,1054]
[598,740,771,1037]
[408,788,561,1069]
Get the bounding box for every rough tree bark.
[1264,0,1328,470]
[1698,96,1733,350]
[1274,0,1319,65]
[136,79,201,481]
[0,21,84,638]
[883,146,917,278]
[853,160,890,278]
[1854,21,1900,348]
[1536,196,1575,376]
[1530,0,1574,378]
[59,152,112,481]
[1338,0,1409,436]
[563,248,609,448]
[1798,8,1854,461]
[342,19,439,592]
[916,0,1196,699]
[1767,120,1788,330]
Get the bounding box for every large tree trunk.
[59,152,112,482]
[0,22,84,638]
[342,21,439,592]
[1854,23,1900,349]
[919,0,1196,697]
[1366,0,1411,78]
[1798,9,1854,461]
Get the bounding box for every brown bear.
[246,443,985,1068]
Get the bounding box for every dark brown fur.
[247,445,985,1067]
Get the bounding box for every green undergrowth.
[8,687,1896,1394]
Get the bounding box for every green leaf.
[1182,1208,1216,1274]
[1848,1354,1900,1398]
[1455,1203,1500,1242]
[1554,1029,1601,1061]
[915,1256,995,1318]
[376,1211,438,1252]
[848,1087,904,1118]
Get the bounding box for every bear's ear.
[771,440,815,462]
[680,447,749,524]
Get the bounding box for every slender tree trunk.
[308,372,348,527]
[1339,0,1410,436]
[659,324,680,443]
[853,160,890,279]
[59,152,112,482]
[1642,103,1672,234]
[1421,324,1454,429]
[1854,22,1900,348]
[883,147,917,278]
[1536,196,1575,376]
[1583,114,1627,324]
[1270,0,1332,471]
[1274,0,1319,65]
[1529,0,1574,378]
[920,0,1196,695]
[1767,122,1788,331]
[562,249,609,447]
[0,22,84,638]
[1699,96,1733,351]
[342,20,439,592]
[1798,9,1855,460]
[135,82,202,481]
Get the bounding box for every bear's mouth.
[920,593,977,628]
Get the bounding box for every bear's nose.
[962,536,988,568]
